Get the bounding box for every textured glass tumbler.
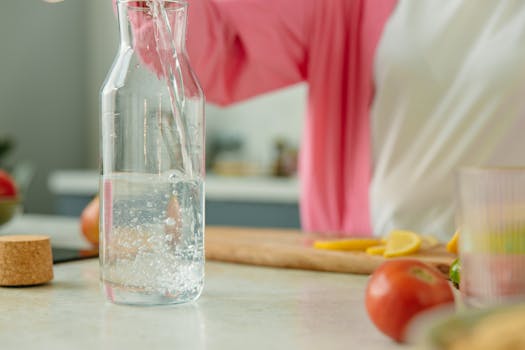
[458,167,525,307]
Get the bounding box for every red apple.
[0,170,17,198]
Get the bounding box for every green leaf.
[0,137,15,166]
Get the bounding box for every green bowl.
[0,198,21,226]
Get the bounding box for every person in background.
[120,0,525,241]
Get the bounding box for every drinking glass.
[457,167,525,307]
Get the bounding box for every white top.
[371,0,525,240]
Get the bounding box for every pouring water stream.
[148,0,193,178]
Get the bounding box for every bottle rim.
[117,0,188,12]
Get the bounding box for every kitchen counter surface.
[49,170,299,203]
[0,215,404,350]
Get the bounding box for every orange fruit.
[366,245,386,256]
[447,230,459,254]
[420,234,439,250]
[313,238,383,251]
[383,230,422,258]
[80,196,100,246]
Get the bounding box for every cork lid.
[0,235,54,286]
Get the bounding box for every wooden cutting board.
[205,226,456,275]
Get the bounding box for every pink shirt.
[186,0,397,236]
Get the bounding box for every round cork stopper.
[0,235,54,286]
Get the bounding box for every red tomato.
[0,170,17,198]
[365,260,454,343]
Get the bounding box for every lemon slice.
[420,234,439,250]
[447,230,460,254]
[383,230,422,257]
[313,238,383,251]
[366,245,386,256]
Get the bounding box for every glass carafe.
[100,0,205,305]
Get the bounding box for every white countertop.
[48,170,299,203]
[0,215,406,350]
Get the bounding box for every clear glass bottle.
[100,0,205,305]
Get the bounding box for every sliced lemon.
[420,234,439,250]
[383,230,422,258]
[366,245,386,256]
[447,230,460,254]
[313,238,383,251]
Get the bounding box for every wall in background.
[0,0,88,213]
[0,0,305,214]
[86,0,119,168]
[206,85,306,173]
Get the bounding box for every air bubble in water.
[165,217,177,226]
[101,174,204,298]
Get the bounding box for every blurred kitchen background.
[0,0,305,228]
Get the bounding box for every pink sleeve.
[186,0,310,105]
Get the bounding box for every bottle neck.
[117,1,187,52]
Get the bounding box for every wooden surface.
[205,226,456,275]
